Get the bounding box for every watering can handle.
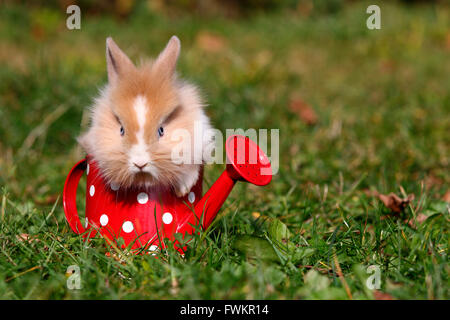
[63,158,87,234]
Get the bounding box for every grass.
[0,1,449,299]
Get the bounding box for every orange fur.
[78,37,212,196]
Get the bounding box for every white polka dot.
[100,214,109,226]
[110,182,120,191]
[89,185,95,197]
[86,164,90,175]
[85,217,88,228]
[137,192,148,204]
[148,245,159,255]
[122,221,134,233]
[162,212,173,224]
[188,192,195,203]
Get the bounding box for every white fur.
[129,95,159,178]
[78,37,214,196]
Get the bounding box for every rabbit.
[77,36,213,197]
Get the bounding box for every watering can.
[63,135,272,253]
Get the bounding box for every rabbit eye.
[120,126,125,136]
[158,126,164,137]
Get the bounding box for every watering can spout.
[192,135,272,230]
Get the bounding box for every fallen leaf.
[406,213,429,228]
[289,143,299,156]
[266,284,275,294]
[31,24,45,41]
[196,31,227,53]
[364,189,380,197]
[252,212,261,219]
[379,59,396,74]
[424,174,443,189]
[443,190,450,203]
[170,276,179,295]
[34,194,59,205]
[446,32,450,51]
[415,213,429,223]
[16,233,39,243]
[296,0,313,17]
[377,192,415,214]
[289,98,318,125]
[373,290,394,300]
[111,252,127,265]
[114,0,135,17]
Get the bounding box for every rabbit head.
[78,36,212,196]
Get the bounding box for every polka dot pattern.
[188,192,195,203]
[110,182,120,191]
[137,192,148,204]
[122,221,134,233]
[100,214,109,226]
[162,212,173,224]
[149,245,158,256]
[80,158,205,253]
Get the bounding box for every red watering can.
[63,135,272,253]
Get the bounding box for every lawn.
[0,1,448,299]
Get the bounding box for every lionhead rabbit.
[78,36,213,197]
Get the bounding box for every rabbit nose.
[133,162,148,170]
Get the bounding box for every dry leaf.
[31,24,45,41]
[379,59,396,74]
[252,212,261,219]
[377,192,415,214]
[111,252,127,265]
[16,233,39,243]
[373,290,394,300]
[364,189,380,197]
[289,143,299,156]
[415,213,429,224]
[446,32,450,51]
[114,0,135,16]
[424,174,443,189]
[34,194,59,205]
[289,98,318,125]
[296,0,313,17]
[196,31,227,53]
[170,276,179,295]
[406,213,429,228]
[443,190,450,203]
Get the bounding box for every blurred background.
[0,0,449,299]
[1,0,448,199]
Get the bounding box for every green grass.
[0,1,449,299]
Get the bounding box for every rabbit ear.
[106,37,135,84]
[153,36,180,78]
